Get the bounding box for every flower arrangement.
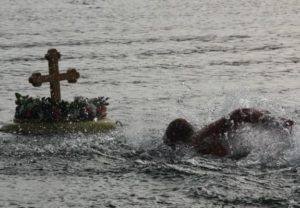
[14,93,109,122]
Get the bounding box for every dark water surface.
[1,0,300,207]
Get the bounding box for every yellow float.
[0,118,116,135]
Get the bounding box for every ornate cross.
[29,48,80,102]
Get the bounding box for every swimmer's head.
[163,118,194,147]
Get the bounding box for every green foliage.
[14,93,109,122]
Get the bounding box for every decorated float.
[0,49,116,134]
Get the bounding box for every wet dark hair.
[163,118,194,146]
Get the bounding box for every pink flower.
[25,110,32,118]
[96,106,107,118]
[52,106,62,120]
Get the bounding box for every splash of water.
[218,90,300,167]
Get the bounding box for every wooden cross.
[29,48,80,102]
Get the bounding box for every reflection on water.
[0,0,300,207]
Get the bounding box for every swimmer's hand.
[283,119,295,127]
[280,118,295,128]
[278,118,295,134]
[260,115,295,133]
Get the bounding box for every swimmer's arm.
[191,108,294,156]
[190,109,264,155]
[198,108,294,136]
[191,118,229,156]
[193,108,263,137]
[229,108,267,124]
[228,108,295,130]
[191,117,231,141]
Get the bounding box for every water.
[1,0,300,207]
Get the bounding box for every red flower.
[84,105,93,113]
[25,110,32,118]
[52,106,62,120]
[96,106,107,118]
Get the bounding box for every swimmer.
[163,108,295,157]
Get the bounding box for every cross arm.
[29,68,80,87]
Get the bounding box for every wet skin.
[163,108,295,157]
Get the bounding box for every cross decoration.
[29,48,80,102]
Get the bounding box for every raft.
[0,118,116,135]
[2,49,117,135]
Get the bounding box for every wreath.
[14,93,109,122]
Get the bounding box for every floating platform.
[0,118,116,135]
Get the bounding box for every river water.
[1,0,300,207]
